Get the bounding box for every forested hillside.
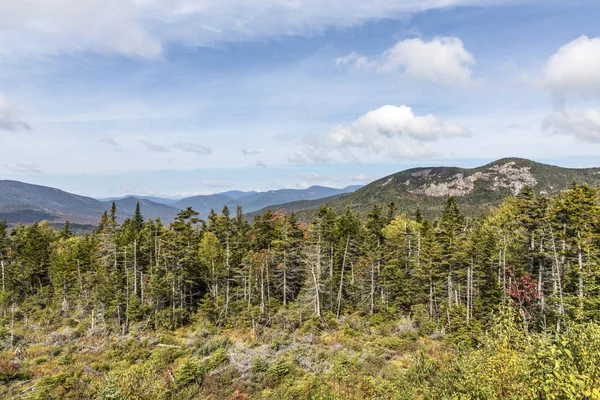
[0,180,360,227]
[257,158,600,219]
[2,185,600,398]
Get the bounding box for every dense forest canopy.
[2,184,600,398]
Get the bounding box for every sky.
[1,0,600,199]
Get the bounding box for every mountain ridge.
[0,180,362,226]
[3,158,600,225]
[251,158,600,218]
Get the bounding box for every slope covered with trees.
[1,186,600,398]
[258,158,600,219]
[0,180,361,227]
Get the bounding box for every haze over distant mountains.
[2,158,600,227]
[0,181,361,226]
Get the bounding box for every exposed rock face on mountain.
[253,158,600,218]
[405,161,538,197]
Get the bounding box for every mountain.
[172,194,240,216]
[246,194,348,220]
[0,180,105,224]
[251,158,600,218]
[0,180,362,226]
[109,197,180,222]
[99,186,363,218]
[219,190,258,200]
[14,157,596,226]
[235,185,360,213]
[0,180,180,226]
[172,185,362,217]
[99,195,178,205]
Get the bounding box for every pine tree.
[60,220,73,239]
[439,197,466,324]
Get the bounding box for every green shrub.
[265,358,293,385]
[251,358,269,375]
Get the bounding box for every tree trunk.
[1,259,5,292]
[10,303,15,348]
[140,271,144,304]
[447,273,452,325]
[283,250,287,306]
[310,245,322,318]
[260,262,265,315]
[125,249,129,333]
[577,231,584,302]
[549,224,565,324]
[337,236,350,318]
[225,236,230,318]
[133,240,137,296]
[429,277,434,318]
[466,260,472,322]
[503,235,507,300]
[370,262,375,315]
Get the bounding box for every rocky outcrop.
[408,161,537,197]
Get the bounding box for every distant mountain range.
[251,158,600,218]
[3,158,600,227]
[0,180,361,226]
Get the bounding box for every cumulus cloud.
[544,36,600,103]
[541,37,600,143]
[242,148,262,155]
[173,142,212,155]
[256,160,268,168]
[291,105,471,163]
[336,37,475,86]
[0,1,513,59]
[0,94,31,131]
[542,109,600,143]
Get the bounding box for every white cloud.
[0,94,31,131]
[100,137,125,152]
[293,172,372,189]
[242,148,262,155]
[136,139,212,154]
[0,0,161,59]
[140,139,169,152]
[3,163,43,174]
[100,137,118,147]
[544,36,600,102]
[337,37,475,86]
[335,52,372,69]
[542,109,600,143]
[541,37,600,141]
[199,179,234,188]
[297,172,373,183]
[330,105,470,142]
[0,0,514,59]
[292,105,471,163]
[173,142,213,155]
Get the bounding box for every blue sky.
[1,0,600,198]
